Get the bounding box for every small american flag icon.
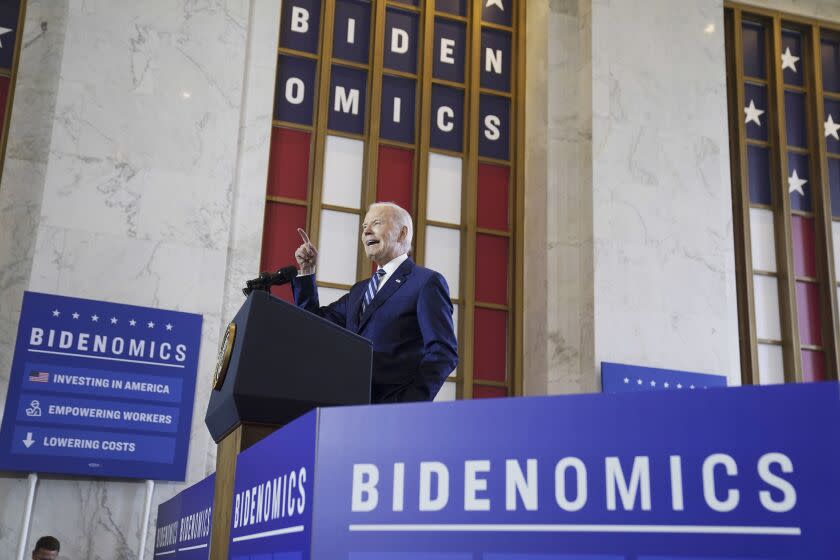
[28,371,49,383]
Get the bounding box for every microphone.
[242,265,298,296]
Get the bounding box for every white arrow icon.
[23,432,34,448]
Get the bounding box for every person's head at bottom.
[32,536,60,560]
[362,202,413,267]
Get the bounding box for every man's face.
[32,549,58,560]
[361,206,405,265]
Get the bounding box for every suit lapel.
[356,259,414,332]
[347,283,365,331]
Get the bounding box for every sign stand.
[137,479,155,560]
[15,473,38,560]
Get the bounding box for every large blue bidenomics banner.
[0,291,202,480]
[232,382,840,559]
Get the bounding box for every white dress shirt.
[375,253,408,292]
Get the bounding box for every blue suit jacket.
[291,258,458,403]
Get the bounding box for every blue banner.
[154,474,215,560]
[155,491,182,558]
[177,474,215,560]
[0,291,202,480]
[229,410,317,560]
[307,383,839,558]
[601,362,728,393]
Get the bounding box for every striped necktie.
[361,268,386,317]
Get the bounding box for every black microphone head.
[276,265,298,282]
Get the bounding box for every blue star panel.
[0,292,203,481]
[333,0,371,64]
[436,0,467,17]
[828,157,840,217]
[434,17,467,84]
[788,151,811,212]
[821,37,840,93]
[601,362,728,393]
[479,94,509,160]
[380,75,416,144]
[431,84,464,152]
[274,55,318,126]
[747,144,771,205]
[744,83,768,141]
[483,0,513,26]
[781,29,804,87]
[481,28,512,92]
[279,0,321,54]
[742,20,766,79]
[826,99,840,154]
[385,7,419,74]
[784,90,807,148]
[0,0,20,70]
[328,65,368,134]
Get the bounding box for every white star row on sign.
[50,309,173,329]
[788,169,807,196]
[744,99,764,126]
[825,114,840,140]
[620,378,706,389]
[781,47,799,72]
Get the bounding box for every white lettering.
[505,459,537,511]
[290,6,310,33]
[437,106,454,132]
[605,456,651,511]
[351,464,379,512]
[702,453,739,512]
[555,457,587,511]
[334,86,360,115]
[440,38,455,64]
[419,461,449,511]
[758,452,796,513]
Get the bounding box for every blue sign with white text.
[229,410,317,560]
[312,385,840,558]
[0,291,202,480]
[229,383,840,558]
[154,474,215,559]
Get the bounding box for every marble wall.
[0,0,276,558]
[527,0,745,394]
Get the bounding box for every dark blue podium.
[204,290,372,559]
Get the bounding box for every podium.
[204,290,372,559]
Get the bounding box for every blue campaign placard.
[309,383,840,559]
[0,291,202,480]
[229,410,317,560]
[0,0,20,70]
[155,491,182,558]
[481,28,512,92]
[482,0,513,27]
[275,55,318,126]
[601,362,728,393]
[177,474,215,560]
[479,94,509,160]
[384,7,418,74]
[431,84,464,152]
[280,0,321,54]
[433,17,467,84]
[380,75,416,144]
[328,64,368,134]
[333,0,371,64]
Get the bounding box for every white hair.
[369,202,413,252]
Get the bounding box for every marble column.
[0,0,279,558]
[525,0,743,394]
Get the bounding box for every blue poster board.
[229,410,317,560]
[232,382,840,558]
[0,291,202,480]
[153,474,214,559]
[602,362,728,393]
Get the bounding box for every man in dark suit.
[292,202,458,403]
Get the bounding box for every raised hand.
[294,228,318,275]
